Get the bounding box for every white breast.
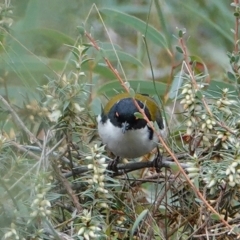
[97,116,161,158]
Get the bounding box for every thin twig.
[51,160,83,214]
[11,141,40,161]
[0,94,42,148]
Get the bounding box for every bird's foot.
[152,149,163,173]
[107,156,120,173]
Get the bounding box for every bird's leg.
[107,156,120,172]
[152,148,163,173]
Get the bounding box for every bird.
[97,92,166,170]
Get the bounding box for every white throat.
[97,116,163,158]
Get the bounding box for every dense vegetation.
[0,1,240,239]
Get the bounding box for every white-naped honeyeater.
[97,92,166,171]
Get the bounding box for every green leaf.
[176,46,183,53]
[25,27,75,47]
[129,87,135,97]
[97,80,167,97]
[180,2,233,44]
[178,29,184,37]
[234,12,240,17]
[81,63,116,79]
[195,90,203,99]
[130,209,148,238]
[210,213,221,220]
[100,8,167,49]
[170,163,180,172]
[227,71,236,82]
[168,73,183,99]
[134,112,144,119]
[96,49,144,67]
[0,53,71,88]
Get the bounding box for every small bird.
[97,92,165,169]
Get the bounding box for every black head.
[107,98,151,131]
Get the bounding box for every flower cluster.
[185,157,199,180]
[202,169,219,194]
[200,114,216,146]
[76,144,116,239]
[226,156,240,187]
[3,224,19,240]
[180,82,206,137]
[180,82,204,111]
[87,144,108,196]
[216,88,236,115]
[29,182,51,220]
[214,130,236,150]
[41,74,85,123]
[0,3,13,31]
[77,210,102,239]
[25,100,49,123]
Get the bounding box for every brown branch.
[51,160,83,214]
[11,141,40,161]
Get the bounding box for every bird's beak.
[121,122,129,134]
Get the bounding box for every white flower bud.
[30,211,38,217]
[97,167,106,173]
[202,135,209,142]
[45,209,51,215]
[88,231,96,238]
[98,175,105,182]
[186,120,192,127]
[186,127,193,135]
[84,232,90,240]
[229,174,234,183]
[4,231,13,238]
[98,157,106,164]
[186,100,193,105]
[188,172,199,178]
[89,226,101,231]
[73,103,84,113]
[40,200,51,207]
[181,88,188,95]
[78,227,85,236]
[229,181,236,187]
[187,167,199,173]
[222,142,229,150]
[185,95,190,100]
[207,124,213,130]
[180,99,186,105]
[37,194,44,199]
[231,162,238,168]
[207,179,216,188]
[88,164,93,169]
[99,202,109,209]
[31,198,40,207]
